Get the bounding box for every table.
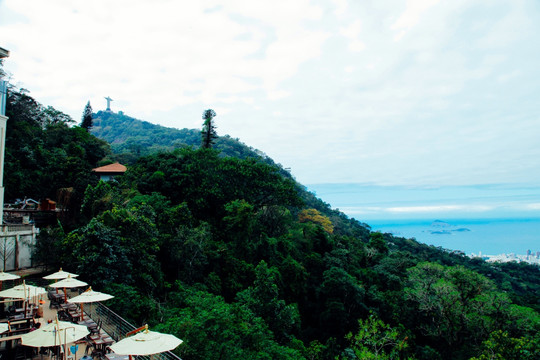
[88,334,114,356]
[68,309,82,322]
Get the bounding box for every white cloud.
[391,0,440,41]
[1,0,539,187]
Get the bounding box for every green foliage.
[404,262,540,358]
[236,261,301,342]
[338,313,412,359]
[124,148,302,222]
[90,110,283,169]
[81,101,93,131]
[470,330,540,360]
[5,87,110,224]
[104,283,159,326]
[155,285,305,360]
[201,109,217,149]
[11,80,537,360]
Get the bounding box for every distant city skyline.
[1,0,539,186]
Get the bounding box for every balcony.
[0,277,183,359]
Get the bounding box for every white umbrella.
[21,318,89,359]
[0,323,8,333]
[0,271,20,289]
[68,287,114,320]
[49,275,88,303]
[43,268,79,280]
[0,272,20,281]
[0,281,47,299]
[0,281,47,317]
[110,324,182,357]
[44,268,79,296]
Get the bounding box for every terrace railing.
[86,301,182,360]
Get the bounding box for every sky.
[1,0,539,188]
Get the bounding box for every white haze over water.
[307,183,540,255]
[308,183,540,220]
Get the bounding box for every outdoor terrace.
[0,274,182,360]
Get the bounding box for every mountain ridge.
[91,110,280,169]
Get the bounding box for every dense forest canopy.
[3,75,539,359]
[91,110,284,172]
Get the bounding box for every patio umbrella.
[43,268,79,280]
[0,271,20,290]
[0,281,47,317]
[49,275,88,303]
[44,268,79,294]
[0,323,8,333]
[0,281,47,299]
[68,287,114,320]
[110,324,182,358]
[21,318,89,359]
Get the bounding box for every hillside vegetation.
[4,83,540,359]
[91,110,281,170]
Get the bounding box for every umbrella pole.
[81,303,84,321]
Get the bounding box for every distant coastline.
[307,183,540,256]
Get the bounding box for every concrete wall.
[0,225,37,271]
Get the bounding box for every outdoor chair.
[89,319,102,335]
[57,309,70,322]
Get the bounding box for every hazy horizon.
[306,182,540,221]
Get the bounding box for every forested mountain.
[4,77,539,359]
[91,110,280,169]
[4,88,109,221]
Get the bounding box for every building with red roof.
[92,162,127,181]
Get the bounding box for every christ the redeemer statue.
[104,96,113,111]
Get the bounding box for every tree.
[81,101,93,131]
[201,109,217,149]
[298,208,334,234]
[236,261,301,342]
[338,314,412,360]
[470,330,540,360]
[156,285,304,360]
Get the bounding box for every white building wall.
[0,225,37,271]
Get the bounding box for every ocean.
[306,183,540,256]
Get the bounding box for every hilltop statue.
[104,96,113,112]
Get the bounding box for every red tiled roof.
[92,162,127,173]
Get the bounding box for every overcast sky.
[1,0,539,187]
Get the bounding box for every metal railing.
[0,224,34,233]
[28,278,182,360]
[87,302,182,360]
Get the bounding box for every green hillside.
[91,110,279,168]
[4,77,539,359]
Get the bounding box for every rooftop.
[92,163,127,174]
